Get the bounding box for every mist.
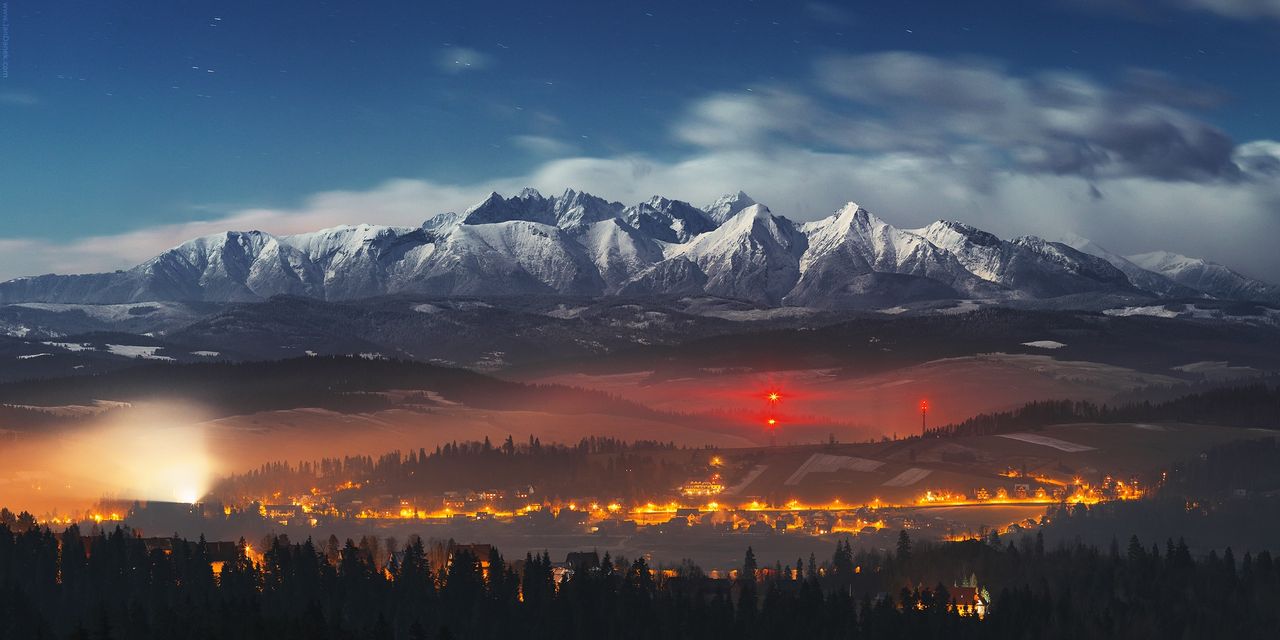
[0,402,217,516]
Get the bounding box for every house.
[565,551,600,572]
[950,574,991,618]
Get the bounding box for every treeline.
[1163,436,1280,497]
[214,436,696,504]
[1109,373,1280,405]
[1033,437,1280,553]
[2,521,1279,639]
[928,381,1280,438]
[0,404,63,431]
[0,357,657,419]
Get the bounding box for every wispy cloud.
[1179,0,1280,19]
[0,91,39,106]
[1066,0,1280,22]
[509,134,579,156]
[435,46,492,74]
[676,52,1244,183]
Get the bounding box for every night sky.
[1,0,1278,280]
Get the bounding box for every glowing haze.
[1,403,218,515]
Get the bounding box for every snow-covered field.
[105,344,173,361]
[1021,340,1066,349]
[12,302,168,322]
[997,433,1096,452]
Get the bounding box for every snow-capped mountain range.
[2,188,1276,308]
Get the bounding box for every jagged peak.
[422,211,461,232]
[465,191,505,214]
[179,229,274,249]
[1128,250,1204,266]
[716,203,779,234]
[919,219,1003,247]
[704,191,759,224]
[835,202,875,223]
[1012,234,1049,247]
[707,190,755,205]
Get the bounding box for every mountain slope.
[915,221,1134,298]
[1129,251,1280,303]
[786,204,992,307]
[1060,234,1199,298]
[663,204,806,304]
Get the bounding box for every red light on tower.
[763,387,783,446]
[920,400,929,436]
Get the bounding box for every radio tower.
[920,400,928,437]
[766,391,781,447]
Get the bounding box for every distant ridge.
[2,189,1275,308]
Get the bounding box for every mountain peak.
[422,211,461,234]
[920,220,1002,248]
[705,191,759,225]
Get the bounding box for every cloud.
[674,54,1245,184]
[435,46,492,73]
[1063,0,1280,21]
[1178,0,1280,19]
[0,180,495,279]
[509,134,580,156]
[0,91,39,106]
[803,2,857,26]
[811,52,1242,181]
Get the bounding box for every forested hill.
[0,357,653,420]
[1,521,1277,639]
[929,380,1280,438]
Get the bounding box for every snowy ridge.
[1127,251,1280,302]
[1,189,1276,308]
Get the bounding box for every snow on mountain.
[285,224,430,299]
[662,204,805,304]
[703,191,758,225]
[1,188,1275,308]
[144,230,327,301]
[550,189,625,230]
[623,196,718,243]
[579,219,664,293]
[461,188,623,231]
[618,258,709,297]
[0,231,327,304]
[1059,233,1198,298]
[398,220,605,296]
[914,221,1133,298]
[422,211,461,235]
[788,204,992,304]
[1128,251,1280,302]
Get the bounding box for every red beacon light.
[766,391,781,403]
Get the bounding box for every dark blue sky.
[1,0,1278,279]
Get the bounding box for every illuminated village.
[42,392,1148,582]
